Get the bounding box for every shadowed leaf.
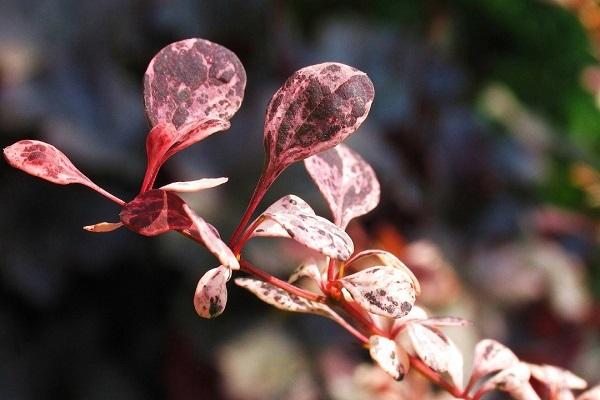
[480,363,540,400]
[160,177,228,193]
[340,266,416,318]
[264,63,374,172]
[528,364,587,392]
[288,258,323,285]
[369,335,409,381]
[305,144,380,228]
[144,38,246,128]
[83,221,123,233]
[471,339,520,385]
[194,265,230,319]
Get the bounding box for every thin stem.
[410,356,467,399]
[240,259,325,302]
[87,183,126,206]
[232,215,265,255]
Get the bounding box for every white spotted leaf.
[194,265,230,319]
[369,335,409,381]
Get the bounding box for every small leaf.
[194,265,230,319]
[119,189,192,236]
[304,144,380,229]
[288,259,324,285]
[144,38,246,128]
[479,363,540,400]
[578,385,600,400]
[264,63,374,171]
[83,221,123,233]
[250,195,315,238]
[528,364,587,391]
[471,339,520,385]
[160,177,228,193]
[418,317,471,327]
[401,323,464,390]
[339,266,416,318]
[369,335,409,381]
[183,205,239,270]
[235,277,336,319]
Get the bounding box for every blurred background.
[1,0,600,399]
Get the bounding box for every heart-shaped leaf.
[304,144,380,229]
[400,323,464,390]
[339,266,417,318]
[3,140,124,205]
[160,177,228,193]
[194,265,230,319]
[120,189,192,236]
[144,38,246,128]
[470,339,520,386]
[479,363,540,400]
[369,335,409,381]
[83,221,123,233]
[264,63,374,172]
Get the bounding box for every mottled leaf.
[479,363,540,400]
[183,204,239,270]
[400,323,464,390]
[369,335,409,381]
[194,265,230,319]
[340,266,417,318]
[264,63,374,171]
[160,177,228,193]
[304,144,380,229]
[528,364,587,391]
[471,339,520,385]
[83,221,123,233]
[578,385,600,400]
[144,38,246,128]
[120,189,191,236]
[288,258,323,285]
[3,140,122,204]
[250,195,314,238]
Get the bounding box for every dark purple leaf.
[144,38,246,128]
[264,63,374,172]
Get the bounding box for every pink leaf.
[288,259,324,286]
[144,38,246,128]
[160,177,228,193]
[263,63,374,172]
[304,144,380,229]
[183,204,239,270]
[418,317,471,327]
[250,195,315,238]
[3,140,124,205]
[528,364,587,392]
[83,221,123,233]
[119,189,192,236]
[369,335,409,381]
[578,385,600,400]
[479,363,540,400]
[471,339,520,385]
[339,266,417,318]
[194,265,230,319]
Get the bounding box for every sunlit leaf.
[160,177,228,193]
[479,363,540,400]
[119,189,191,236]
[194,265,230,319]
[250,195,314,238]
[400,323,463,390]
[369,335,409,381]
[304,144,380,229]
[578,385,600,400]
[144,38,246,128]
[288,258,323,286]
[340,266,416,318]
[264,63,374,172]
[470,339,520,385]
[83,221,123,233]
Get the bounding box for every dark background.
[1,1,600,399]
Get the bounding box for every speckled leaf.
[250,195,315,239]
[194,265,230,319]
[340,266,416,318]
[578,385,600,400]
[183,204,239,270]
[288,259,323,285]
[528,364,587,392]
[3,140,119,202]
[160,177,228,193]
[480,363,540,400]
[83,221,123,233]
[120,189,192,236]
[144,38,246,128]
[235,277,337,319]
[304,144,380,229]
[471,339,519,385]
[264,63,374,171]
[401,323,463,390]
[369,335,409,381]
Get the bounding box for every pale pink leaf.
[418,317,471,327]
[83,221,123,233]
[470,339,520,386]
[578,385,600,400]
[288,259,324,286]
[194,265,230,319]
[160,177,228,193]
[250,195,315,239]
[340,266,417,318]
[119,189,192,236]
[264,63,374,171]
[304,144,380,229]
[369,335,409,381]
[144,38,246,128]
[183,204,239,270]
[479,363,540,400]
[400,323,463,390]
[528,364,587,391]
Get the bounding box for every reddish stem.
[327,257,336,282]
[87,183,126,206]
[410,356,468,399]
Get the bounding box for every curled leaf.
[160,177,228,193]
[288,258,324,286]
[369,335,409,381]
[479,363,540,400]
[304,144,380,229]
[264,63,374,171]
[194,265,230,319]
[144,38,246,128]
[471,339,520,385]
[339,266,416,318]
[83,221,123,233]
